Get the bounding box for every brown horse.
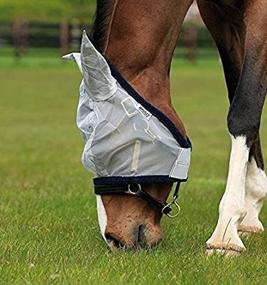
[83,0,267,254]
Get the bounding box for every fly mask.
[65,31,192,216]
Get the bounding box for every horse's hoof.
[206,248,241,257]
[238,224,264,236]
[206,244,245,257]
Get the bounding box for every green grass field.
[0,56,267,284]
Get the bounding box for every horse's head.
[66,32,191,249]
[97,183,174,249]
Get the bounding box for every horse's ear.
[81,31,117,101]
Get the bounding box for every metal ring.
[164,201,181,218]
[127,184,142,195]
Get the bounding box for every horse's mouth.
[104,224,162,251]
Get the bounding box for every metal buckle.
[126,183,181,218]
[162,195,181,218]
[126,184,141,195]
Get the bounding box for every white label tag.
[131,140,141,172]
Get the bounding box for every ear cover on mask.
[64,31,117,101]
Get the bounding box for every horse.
[68,0,267,255]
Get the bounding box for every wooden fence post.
[184,27,198,62]
[60,22,69,56]
[13,20,28,60]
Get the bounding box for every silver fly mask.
[65,31,191,190]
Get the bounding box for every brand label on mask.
[137,105,152,120]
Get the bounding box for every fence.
[0,21,218,60]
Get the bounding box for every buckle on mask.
[126,184,142,195]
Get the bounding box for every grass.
[0,55,267,284]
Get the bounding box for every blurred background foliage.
[0,0,96,22]
[0,1,216,61]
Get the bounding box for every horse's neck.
[102,0,193,136]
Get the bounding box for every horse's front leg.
[207,66,267,255]
[198,0,267,255]
[206,135,249,254]
[239,136,267,234]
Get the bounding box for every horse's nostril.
[136,224,146,247]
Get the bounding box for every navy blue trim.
[94,175,187,186]
[106,60,192,149]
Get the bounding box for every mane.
[90,0,116,53]
[207,0,244,27]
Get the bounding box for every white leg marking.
[207,135,249,253]
[96,195,108,244]
[239,158,267,233]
